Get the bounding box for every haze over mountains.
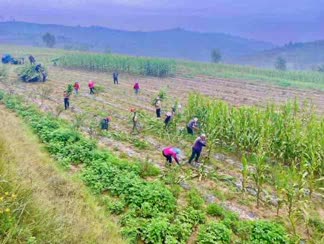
[0,21,273,61]
[0,21,324,69]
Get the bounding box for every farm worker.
[113,71,119,84]
[187,118,199,135]
[172,103,182,115]
[88,80,95,94]
[29,55,36,65]
[63,90,70,110]
[133,82,140,95]
[74,82,80,95]
[101,117,111,130]
[188,134,207,166]
[155,97,162,118]
[131,108,139,134]
[164,112,172,128]
[162,147,181,165]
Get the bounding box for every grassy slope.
[1,44,324,90]
[0,105,125,244]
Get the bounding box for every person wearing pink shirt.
[88,80,95,94]
[162,147,181,165]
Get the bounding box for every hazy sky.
[0,0,323,44]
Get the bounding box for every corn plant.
[251,151,269,208]
[241,154,249,192]
[57,53,176,77]
[282,166,306,235]
[187,93,324,176]
[272,167,287,216]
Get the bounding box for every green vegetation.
[0,111,124,243]
[188,93,324,172]
[188,93,323,238]
[0,65,8,82]
[197,222,232,243]
[0,145,60,243]
[250,221,289,244]
[17,64,47,82]
[0,90,294,243]
[178,61,324,90]
[57,53,176,77]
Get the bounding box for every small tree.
[211,49,222,63]
[42,32,56,48]
[275,57,287,71]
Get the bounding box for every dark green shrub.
[107,200,126,215]
[232,221,253,241]
[197,222,232,244]
[251,221,289,244]
[142,217,170,243]
[187,189,205,210]
[206,203,225,217]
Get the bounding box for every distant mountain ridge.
[236,41,324,69]
[0,21,274,62]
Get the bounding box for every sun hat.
[174,148,181,154]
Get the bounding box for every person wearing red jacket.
[74,81,80,95]
[133,82,140,95]
[88,80,95,94]
[162,147,181,165]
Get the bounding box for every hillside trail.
[3,65,324,220]
[0,104,125,244]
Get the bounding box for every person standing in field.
[162,147,181,165]
[188,134,207,166]
[101,117,111,130]
[74,81,80,95]
[88,80,95,94]
[164,112,172,129]
[133,82,140,95]
[29,55,36,65]
[155,97,162,118]
[187,118,199,135]
[131,108,140,134]
[63,90,70,110]
[113,71,119,85]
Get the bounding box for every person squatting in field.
[74,81,80,95]
[88,80,95,94]
[155,97,162,118]
[131,108,140,134]
[133,82,140,95]
[63,90,70,110]
[113,71,119,84]
[162,147,181,165]
[187,117,199,135]
[101,117,111,130]
[188,134,207,166]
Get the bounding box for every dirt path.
[0,105,125,244]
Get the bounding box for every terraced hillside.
[0,45,323,243]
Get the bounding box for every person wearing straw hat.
[188,134,207,166]
[162,147,182,165]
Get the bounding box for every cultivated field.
[0,44,323,243]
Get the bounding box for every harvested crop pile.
[18,64,47,82]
